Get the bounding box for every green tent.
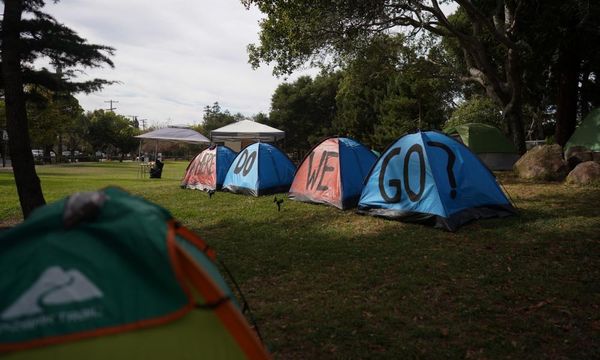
[565,108,600,153]
[444,123,519,170]
[0,188,269,360]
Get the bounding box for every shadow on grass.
[184,189,599,359]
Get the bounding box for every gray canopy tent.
[134,126,210,161]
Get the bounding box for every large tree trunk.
[505,48,527,155]
[554,39,580,147]
[505,107,526,154]
[2,0,46,218]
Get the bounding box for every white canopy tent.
[134,126,209,161]
[211,120,284,142]
[210,120,285,151]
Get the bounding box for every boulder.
[513,144,569,181]
[566,161,600,185]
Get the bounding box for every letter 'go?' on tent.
[289,137,377,210]
[0,188,270,360]
[358,131,516,231]
[182,145,238,191]
[222,143,296,196]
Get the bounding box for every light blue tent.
[222,143,296,196]
[358,131,516,231]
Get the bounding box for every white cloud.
[43,0,317,127]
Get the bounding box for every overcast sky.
[43,0,315,128]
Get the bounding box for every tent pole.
[155,140,159,161]
[138,140,142,162]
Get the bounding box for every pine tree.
[1,0,114,218]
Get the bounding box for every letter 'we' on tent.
[222,143,296,196]
[181,145,238,191]
[289,137,377,209]
[0,188,270,359]
[358,131,517,231]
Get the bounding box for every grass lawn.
[1,161,599,358]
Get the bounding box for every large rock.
[513,144,569,181]
[566,161,600,185]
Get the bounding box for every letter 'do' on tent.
[222,143,296,196]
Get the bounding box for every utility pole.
[128,115,139,129]
[128,115,147,130]
[104,100,119,112]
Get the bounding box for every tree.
[25,88,85,163]
[267,72,340,157]
[445,95,503,130]
[199,102,242,136]
[86,110,138,160]
[251,112,269,123]
[334,34,458,149]
[513,0,600,146]
[1,0,114,218]
[243,0,535,153]
[545,1,600,145]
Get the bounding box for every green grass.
[1,162,599,358]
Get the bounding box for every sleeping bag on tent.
[0,187,270,360]
[358,131,516,231]
[222,143,296,196]
[289,137,377,209]
[181,145,237,191]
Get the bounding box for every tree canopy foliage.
[445,95,503,130]
[1,0,115,217]
[243,0,600,154]
[86,110,139,160]
[266,73,340,157]
[195,102,245,136]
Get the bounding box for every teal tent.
[0,188,269,359]
[444,123,519,170]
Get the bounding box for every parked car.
[62,150,81,157]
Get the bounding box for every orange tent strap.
[174,243,270,360]
[174,223,217,260]
[0,303,192,353]
[166,220,195,303]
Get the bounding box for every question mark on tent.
[427,141,457,199]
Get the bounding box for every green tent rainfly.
[565,108,600,153]
[444,123,519,171]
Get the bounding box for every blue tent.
[289,137,377,209]
[358,131,516,231]
[222,143,296,196]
